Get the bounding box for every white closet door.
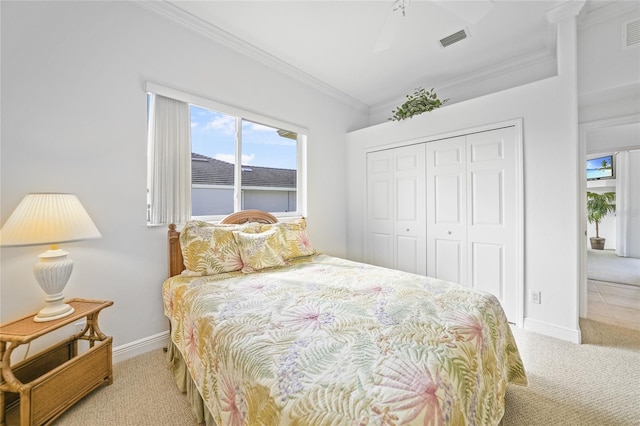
[394,144,426,274]
[366,144,426,274]
[426,136,468,285]
[426,128,517,321]
[367,150,394,270]
[466,127,516,321]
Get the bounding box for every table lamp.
[0,193,101,322]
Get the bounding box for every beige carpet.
[50,349,196,426]
[501,319,640,426]
[48,319,640,426]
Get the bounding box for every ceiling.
[154,1,583,113]
[588,122,640,153]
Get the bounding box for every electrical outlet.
[531,291,541,304]
[74,321,86,333]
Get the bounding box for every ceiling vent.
[439,29,469,48]
[624,19,640,48]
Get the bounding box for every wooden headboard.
[168,209,279,278]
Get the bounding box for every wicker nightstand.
[0,298,113,426]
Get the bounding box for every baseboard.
[524,318,582,344]
[112,330,170,364]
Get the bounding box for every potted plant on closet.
[389,87,448,121]
[587,191,616,250]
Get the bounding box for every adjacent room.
[1,1,639,425]
[584,124,640,330]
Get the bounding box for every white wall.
[625,150,640,257]
[0,1,368,357]
[347,8,583,342]
[578,1,640,122]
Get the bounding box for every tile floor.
[587,279,640,331]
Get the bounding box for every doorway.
[579,115,640,332]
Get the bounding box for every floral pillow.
[232,229,287,273]
[254,218,316,260]
[179,221,259,276]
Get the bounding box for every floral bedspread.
[163,254,526,425]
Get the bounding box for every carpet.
[587,249,640,287]
[48,319,640,426]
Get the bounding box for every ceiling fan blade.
[431,0,494,24]
[373,2,405,52]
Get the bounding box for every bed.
[163,210,526,425]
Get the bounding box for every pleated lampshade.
[1,193,101,247]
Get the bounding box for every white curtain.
[147,94,192,225]
[615,151,628,257]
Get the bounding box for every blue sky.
[190,105,297,170]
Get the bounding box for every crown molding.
[579,82,640,107]
[441,48,556,91]
[371,45,557,118]
[136,0,618,120]
[135,0,370,114]
[579,0,639,29]
[546,0,586,23]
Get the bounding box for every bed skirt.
[166,342,216,426]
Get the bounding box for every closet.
[366,126,520,322]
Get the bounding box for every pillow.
[254,218,316,260]
[179,221,260,276]
[232,228,287,273]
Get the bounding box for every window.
[191,107,299,217]
[146,83,307,222]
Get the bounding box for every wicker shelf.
[0,298,113,426]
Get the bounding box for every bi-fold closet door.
[426,127,517,321]
[366,143,426,275]
[366,126,518,322]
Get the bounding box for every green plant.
[390,87,448,121]
[586,191,616,239]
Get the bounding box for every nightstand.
[0,298,113,426]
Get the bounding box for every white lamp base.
[33,248,75,322]
[34,304,75,322]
